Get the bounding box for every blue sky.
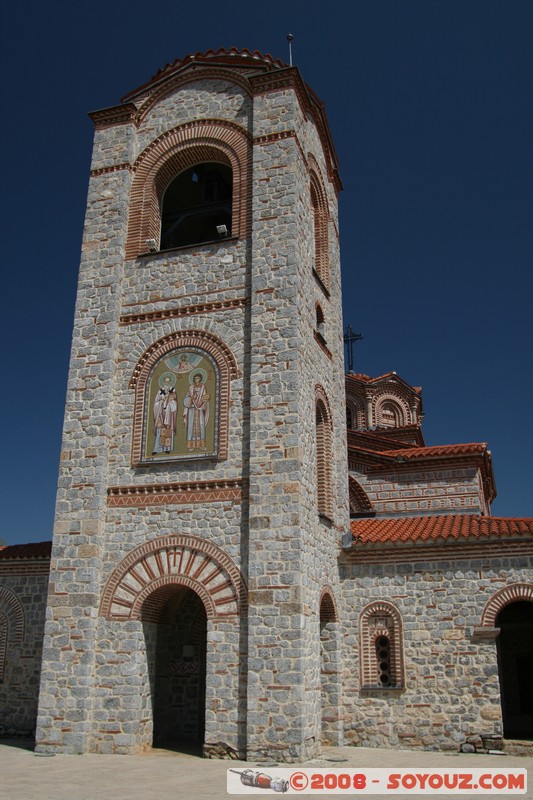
[1,0,532,545]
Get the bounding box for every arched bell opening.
[142,585,207,753]
[160,162,232,250]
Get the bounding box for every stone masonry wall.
[0,565,49,736]
[294,104,348,753]
[38,64,348,760]
[244,82,348,761]
[339,553,533,751]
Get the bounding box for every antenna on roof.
[287,33,294,67]
[344,325,364,374]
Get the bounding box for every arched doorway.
[143,585,207,750]
[99,535,246,754]
[496,601,533,739]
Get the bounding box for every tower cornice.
[89,53,342,192]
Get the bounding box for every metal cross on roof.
[344,325,363,373]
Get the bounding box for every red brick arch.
[373,393,410,427]
[0,587,25,682]
[0,587,24,644]
[99,535,246,621]
[480,583,533,628]
[125,119,251,259]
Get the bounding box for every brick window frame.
[374,396,408,428]
[315,385,334,520]
[309,162,330,293]
[360,600,404,690]
[0,587,25,682]
[346,397,365,430]
[480,583,533,629]
[125,119,251,259]
[129,329,239,467]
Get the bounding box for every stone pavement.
[0,739,531,800]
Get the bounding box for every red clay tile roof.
[122,48,286,102]
[153,47,286,76]
[377,443,488,461]
[350,515,533,545]
[349,439,491,467]
[0,541,52,560]
[347,428,424,452]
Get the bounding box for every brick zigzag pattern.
[107,478,243,508]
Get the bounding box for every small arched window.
[160,162,232,250]
[310,171,330,291]
[316,393,333,519]
[376,400,404,428]
[360,601,404,689]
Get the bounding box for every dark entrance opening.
[496,601,533,739]
[144,586,207,752]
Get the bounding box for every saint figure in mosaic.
[152,372,177,453]
[183,371,210,450]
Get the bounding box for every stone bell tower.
[36,48,349,760]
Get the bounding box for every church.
[1,48,532,761]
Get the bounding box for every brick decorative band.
[120,297,246,326]
[253,130,295,146]
[89,103,137,128]
[107,478,244,507]
[90,163,133,177]
[0,562,50,576]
